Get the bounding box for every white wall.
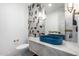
[58,7,65,35]
[0,3,28,55]
[65,6,73,30]
[45,5,65,35]
[78,15,79,45]
[45,11,59,34]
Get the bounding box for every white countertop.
[29,37,79,56]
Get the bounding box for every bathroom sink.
[40,34,64,45]
[16,44,29,50]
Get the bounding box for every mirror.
[44,3,65,35]
[28,3,79,43]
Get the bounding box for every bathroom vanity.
[29,37,79,56]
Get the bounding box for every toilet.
[16,44,29,50]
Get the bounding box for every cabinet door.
[29,40,75,56]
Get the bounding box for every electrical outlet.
[16,39,19,42]
[13,39,19,43]
[13,40,16,42]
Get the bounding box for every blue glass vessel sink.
[40,34,64,45]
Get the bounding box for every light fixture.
[48,3,52,7]
[67,3,74,13]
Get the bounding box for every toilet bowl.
[16,44,29,50]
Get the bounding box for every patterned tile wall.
[28,3,46,37]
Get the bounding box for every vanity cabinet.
[29,37,78,56]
